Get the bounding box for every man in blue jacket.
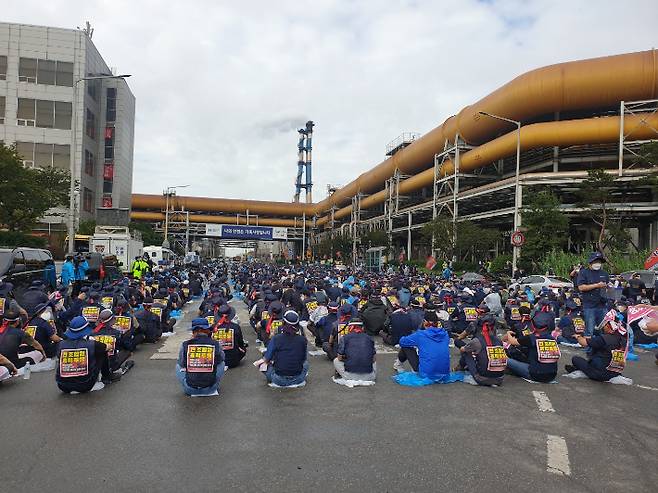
[393,311,450,378]
[61,255,75,287]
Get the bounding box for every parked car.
[509,275,573,293]
[460,272,487,283]
[0,247,54,303]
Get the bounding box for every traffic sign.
[511,231,525,247]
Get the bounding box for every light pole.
[478,111,521,275]
[68,74,131,254]
[162,185,190,249]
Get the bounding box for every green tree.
[129,221,164,246]
[0,143,70,232]
[576,169,629,256]
[420,217,499,262]
[77,219,96,235]
[522,190,569,261]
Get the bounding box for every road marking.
[634,384,658,391]
[546,435,571,476]
[532,391,555,413]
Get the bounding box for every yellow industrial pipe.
[316,113,658,226]
[132,50,658,222]
[130,211,302,227]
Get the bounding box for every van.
[0,247,54,302]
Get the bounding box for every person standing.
[576,252,610,337]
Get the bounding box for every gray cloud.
[4,0,658,203]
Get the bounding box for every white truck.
[90,226,144,273]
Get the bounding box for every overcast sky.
[5,0,658,203]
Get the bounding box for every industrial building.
[131,49,658,260]
[0,22,135,234]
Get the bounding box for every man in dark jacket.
[361,295,388,336]
[334,318,376,381]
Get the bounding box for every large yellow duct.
[132,50,658,223]
[130,211,302,227]
[315,113,658,227]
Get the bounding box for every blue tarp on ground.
[392,371,464,387]
[636,343,658,349]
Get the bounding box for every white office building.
[0,22,135,231]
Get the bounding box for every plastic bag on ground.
[392,371,464,387]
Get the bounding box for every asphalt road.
[1,300,657,493]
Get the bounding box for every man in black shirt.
[0,308,46,369]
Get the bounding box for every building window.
[0,96,5,124]
[18,58,73,86]
[55,62,73,87]
[0,56,6,80]
[36,100,54,128]
[102,180,113,194]
[53,145,70,170]
[83,188,93,213]
[85,109,96,139]
[15,142,69,169]
[17,99,71,130]
[16,141,35,166]
[54,101,72,130]
[18,58,37,83]
[87,79,99,101]
[37,59,56,85]
[106,88,117,122]
[84,150,95,176]
[35,143,53,168]
[17,98,36,126]
[104,135,114,159]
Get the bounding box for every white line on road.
[532,391,555,413]
[546,435,571,476]
[634,384,658,391]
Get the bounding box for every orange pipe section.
[130,211,301,227]
[315,113,658,227]
[131,50,658,221]
[131,194,315,216]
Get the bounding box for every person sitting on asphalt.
[361,294,388,336]
[56,316,120,394]
[21,280,50,317]
[313,301,339,349]
[323,303,354,360]
[504,312,560,383]
[333,318,376,382]
[90,309,134,374]
[212,304,248,368]
[454,313,506,387]
[565,311,629,382]
[261,310,308,387]
[176,317,225,396]
[0,307,47,369]
[393,310,450,378]
[556,299,585,345]
[23,302,62,360]
[382,301,414,346]
[260,301,284,346]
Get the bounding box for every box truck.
[90,226,143,273]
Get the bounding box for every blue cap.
[64,316,93,340]
[283,310,300,325]
[587,251,605,264]
[532,311,553,330]
[190,318,210,331]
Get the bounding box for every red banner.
[644,247,658,270]
[102,196,113,208]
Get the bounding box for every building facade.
[0,22,135,232]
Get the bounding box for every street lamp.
[478,111,522,275]
[68,74,132,254]
[163,185,190,249]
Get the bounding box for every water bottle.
[22,363,31,380]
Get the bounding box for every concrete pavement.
[1,298,657,493]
